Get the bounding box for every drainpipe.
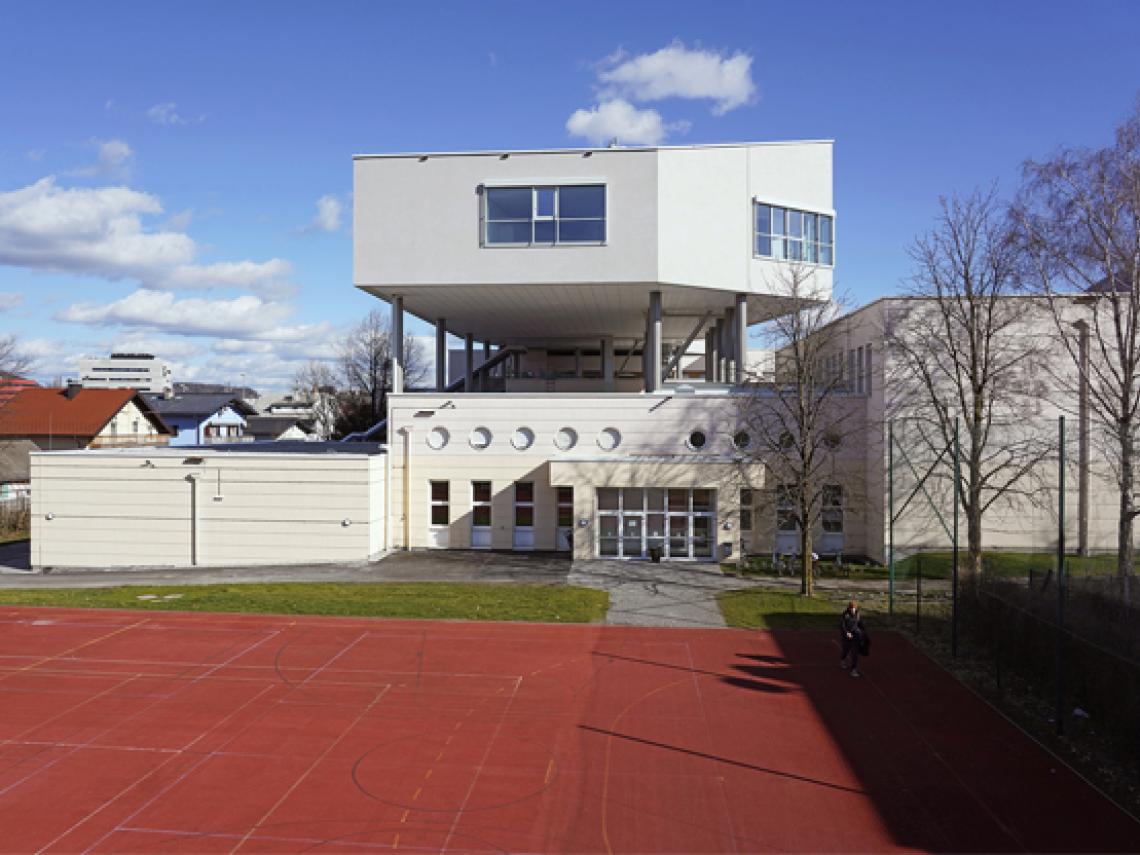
[186,472,199,565]
[401,426,412,550]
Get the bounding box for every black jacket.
[840,608,862,637]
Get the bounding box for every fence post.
[915,555,922,635]
[952,417,960,658]
[889,419,895,616]
[1056,415,1066,737]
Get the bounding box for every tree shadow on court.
[743,628,1140,854]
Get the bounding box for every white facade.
[79,354,173,396]
[29,141,838,570]
[354,142,834,347]
[30,446,386,570]
[357,141,837,562]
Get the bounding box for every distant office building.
[79,354,173,396]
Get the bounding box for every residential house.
[0,385,171,450]
[143,393,257,446]
[245,415,316,442]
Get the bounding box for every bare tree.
[738,266,861,596]
[0,334,31,381]
[291,360,341,440]
[1014,102,1140,596]
[337,310,428,435]
[887,190,1051,575]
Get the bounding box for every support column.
[391,296,404,395]
[602,336,614,392]
[481,341,491,391]
[463,333,475,392]
[724,306,736,385]
[734,293,748,384]
[713,319,724,383]
[434,319,447,392]
[704,329,715,382]
[646,291,662,393]
[574,348,582,378]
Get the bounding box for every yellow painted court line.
[412,787,422,801]
[545,757,555,785]
[391,832,399,849]
[423,768,433,781]
[435,750,445,762]
[0,618,150,685]
[400,809,410,823]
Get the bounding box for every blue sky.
[1,0,1138,390]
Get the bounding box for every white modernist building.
[27,140,840,571]
[79,353,173,397]
[356,141,837,562]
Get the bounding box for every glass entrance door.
[621,515,643,558]
[596,487,716,560]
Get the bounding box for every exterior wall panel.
[31,449,384,569]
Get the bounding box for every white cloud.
[147,102,204,126]
[0,292,23,311]
[597,41,756,116]
[25,149,45,162]
[0,177,293,295]
[310,195,342,232]
[566,99,687,146]
[97,139,133,170]
[68,138,134,178]
[57,288,326,340]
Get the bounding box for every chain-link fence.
[0,495,29,536]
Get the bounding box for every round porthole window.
[687,430,707,451]
[425,427,449,450]
[733,430,751,450]
[511,427,535,450]
[554,427,578,451]
[469,427,492,450]
[597,427,622,451]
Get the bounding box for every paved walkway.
[569,560,761,628]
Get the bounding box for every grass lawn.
[0,582,610,624]
[0,530,29,545]
[717,589,838,629]
[726,551,1133,582]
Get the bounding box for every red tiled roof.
[0,377,39,407]
[0,387,170,438]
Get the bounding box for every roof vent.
[63,382,83,399]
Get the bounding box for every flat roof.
[354,140,834,160]
[31,441,386,458]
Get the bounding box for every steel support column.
[391,296,404,395]
[434,318,447,392]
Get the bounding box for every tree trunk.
[967,495,984,577]
[800,522,814,597]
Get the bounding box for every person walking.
[839,599,864,677]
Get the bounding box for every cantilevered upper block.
[354,141,833,341]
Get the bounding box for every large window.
[484,185,606,246]
[596,487,716,560]
[755,203,833,265]
[430,481,450,527]
[471,481,492,549]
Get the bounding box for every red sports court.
[0,607,1135,853]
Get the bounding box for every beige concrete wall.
[390,391,777,560]
[30,448,384,570]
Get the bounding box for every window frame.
[429,480,450,529]
[754,200,834,267]
[483,183,607,247]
